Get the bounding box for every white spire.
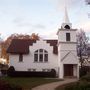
[61,6,72,29]
[63,7,70,23]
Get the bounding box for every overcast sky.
[0,0,90,40]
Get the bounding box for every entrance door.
[64,64,73,77]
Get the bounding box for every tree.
[77,29,89,68]
[30,33,39,40]
[4,33,39,46]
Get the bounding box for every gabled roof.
[7,39,58,54]
[7,39,36,54]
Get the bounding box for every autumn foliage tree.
[1,33,40,63]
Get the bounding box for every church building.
[7,8,79,79]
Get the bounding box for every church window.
[44,54,48,62]
[34,54,38,62]
[64,25,70,29]
[19,54,23,62]
[39,49,43,52]
[39,54,43,62]
[66,33,70,41]
[34,49,48,62]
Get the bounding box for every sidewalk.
[32,78,78,90]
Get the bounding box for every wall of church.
[9,40,58,74]
[61,51,78,64]
[58,43,76,51]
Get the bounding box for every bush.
[1,70,7,75]
[64,82,90,90]
[79,66,90,77]
[7,66,15,76]
[80,72,90,82]
[56,82,90,90]
[7,69,56,78]
[56,71,90,90]
[51,69,56,77]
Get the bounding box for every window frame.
[34,49,48,63]
[19,54,23,62]
[66,33,71,41]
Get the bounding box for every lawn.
[0,77,60,90]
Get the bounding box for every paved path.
[32,78,78,90]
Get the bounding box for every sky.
[0,0,90,40]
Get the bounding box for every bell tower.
[57,7,77,44]
[57,7,79,79]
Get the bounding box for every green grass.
[0,77,60,89]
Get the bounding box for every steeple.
[63,7,70,23]
[61,7,72,29]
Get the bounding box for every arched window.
[34,49,48,62]
[64,25,70,29]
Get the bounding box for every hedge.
[7,68,56,78]
[79,66,90,77]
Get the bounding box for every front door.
[64,64,73,77]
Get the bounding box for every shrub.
[1,70,7,75]
[80,72,90,82]
[51,69,56,77]
[79,66,90,77]
[64,82,82,90]
[7,69,56,77]
[7,66,15,76]
[56,82,90,90]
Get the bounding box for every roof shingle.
[7,39,36,54]
[7,39,58,54]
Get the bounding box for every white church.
[7,8,79,79]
